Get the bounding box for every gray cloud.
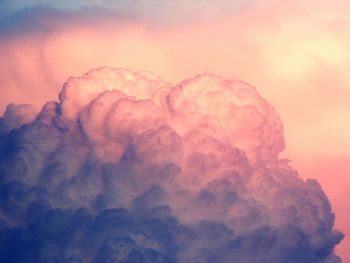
[0,0,255,38]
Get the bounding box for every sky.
[0,0,349,261]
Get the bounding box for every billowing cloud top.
[0,67,343,262]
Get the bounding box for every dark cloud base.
[0,206,341,263]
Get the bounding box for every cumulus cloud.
[0,0,349,260]
[0,67,343,262]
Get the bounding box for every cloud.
[0,0,251,23]
[0,0,349,261]
[0,67,343,262]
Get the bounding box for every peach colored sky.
[0,0,349,260]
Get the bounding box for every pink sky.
[0,0,349,260]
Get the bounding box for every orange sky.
[0,0,349,260]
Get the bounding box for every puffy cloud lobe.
[0,103,37,133]
[0,67,343,262]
